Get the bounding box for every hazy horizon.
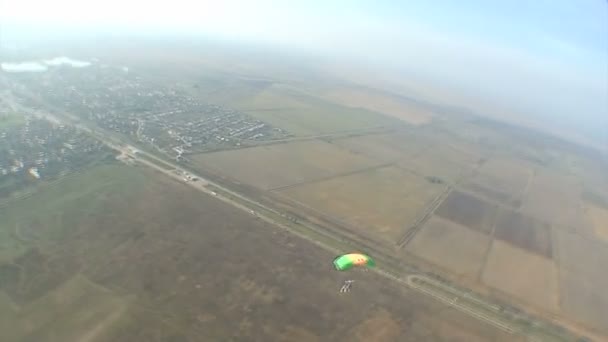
[2,0,607,147]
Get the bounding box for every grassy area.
[1,275,130,342]
[0,113,25,129]
[237,86,401,136]
[0,163,147,263]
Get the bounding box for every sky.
[1,0,607,145]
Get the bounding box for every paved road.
[4,92,572,340]
[111,139,524,337]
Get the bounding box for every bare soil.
[435,190,498,234]
[494,209,553,258]
[406,216,491,278]
[481,240,559,312]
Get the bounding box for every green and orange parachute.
[333,253,375,271]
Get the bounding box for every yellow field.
[467,158,533,204]
[280,166,443,244]
[399,143,479,184]
[402,155,469,184]
[236,86,398,135]
[585,204,608,242]
[521,170,584,229]
[481,240,559,312]
[333,133,426,163]
[192,140,378,190]
[406,216,491,278]
[554,230,608,333]
[559,268,608,335]
[322,88,434,125]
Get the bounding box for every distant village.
[0,114,110,197]
[9,65,291,160]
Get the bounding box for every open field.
[494,209,553,258]
[0,113,25,128]
[0,164,146,264]
[192,140,378,190]
[236,86,401,136]
[4,47,607,339]
[331,133,427,164]
[461,182,512,206]
[401,154,471,185]
[398,143,481,184]
[279,166,443,245]
[583,189,608,210]
[463,158,532,206]
[521,169,584,229]
[434,191,498,234]
[0,162,520,341]
[584,203,608,242]
[475,158,532,194]
[405,216,490,278]
[559,268,608,335]
[320,87,434,125]
[481,240,559,312]
[555,230,608,334]
[0,275,130,342]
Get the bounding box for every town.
[5,64,291,160]
[0,113,111,198]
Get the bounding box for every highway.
[123,146,521,336]
[3,92,575,341]
[105,132,528,338]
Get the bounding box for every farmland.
[555,230,608,330]
[493,210,553,258]
[405,216,491,278]
[236,85,403,136]
[434,191,498,234]
[192,140,378,190]
[584,203,608,242]
[184,77,607,337]
[481,240,559,312]
[279,166,444,245]
[332,133,427,164]
[319,87,435,125]
[521,169,584,229]
[0,113,25,129]
[0,162,519,341]
[463,158,533,207]
[2,48,607,340]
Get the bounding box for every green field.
[0,160,519,341]
[236,86,402,135]
[0,114,25,129]
[0,275,131,342]
[0,163,147,263]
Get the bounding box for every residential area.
[7,64,291,159]
[0,113,111,197]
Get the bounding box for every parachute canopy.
[333,253,375,271]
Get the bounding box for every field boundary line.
[396,186,451,248]
[268,162,395,192]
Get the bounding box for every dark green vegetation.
[0,163,518,341]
